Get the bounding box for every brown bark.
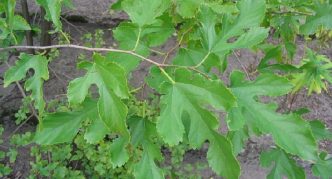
[21,0,34,54]
[40,8,52,47]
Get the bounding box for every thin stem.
[60,31,71,44]
[195,52,211,68]
[130,85,145,93]
[270,10,313,16]
[0,44,163,66]
[188,67,211,80]
[0,44,213,84]
[133,28,142,51]
[159,67,175,84]
[149,48,166,55]
[9,114,33,138]
[162,27,192,64]
[233,50,251,80]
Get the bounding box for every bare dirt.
[1,1,332,178]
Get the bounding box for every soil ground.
[1,1,332,178]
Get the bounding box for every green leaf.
[227,127,249,155]
[227,106,246,131]
[4,53,49,114]
[213,27,269,53]
[206,0,268,54]
[309,120,332,141]
[36,0,63,31]
[207,131,241,179]
[222,0,266,36]
[0,0,30,43]
[300,3,332,35]
[121,0,171,27]
[157,68,236,146]
[134,141,164,179]
[84,115,109,144]
[12,15,31,31]
[312,154,332,179]
[128,116,157,147]
[34,99,98,145]
[67,53,130,138]
[175,0,203,18]
[292,49,332,95]
[7,149,18,163]
[3,0,15,27]
[205,1,239,15]
[179,1,268,71]
[129,117,164,179]
[156,68,239,178]
[110,18,174,73]
[260,148,306,179]
[113,22,148,52]
[173,47,222,72]
[110,137,130,168]
[228,71,318,161]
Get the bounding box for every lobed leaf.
[36,0,63,31]
[129,117,164,179]
[301,3,332,35]
[4,53,49,114]
[154,68,240,178]
[34,99,98,145]
[67,54,130,138]
[228,71,318,161]
[260,148,306,179]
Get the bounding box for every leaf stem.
[162,27,193,64]
[195,52,211,68]
[159,67,175,84]
[233,50,251,80]
[132,28,142,52]
[60,31,71,44]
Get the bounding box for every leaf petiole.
[159,67,175,84]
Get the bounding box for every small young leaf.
[292,49,332,95]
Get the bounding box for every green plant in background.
[0,0,332,179]
[0,126,12,177]
[292,49,332,95]
[14,97,32,124]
